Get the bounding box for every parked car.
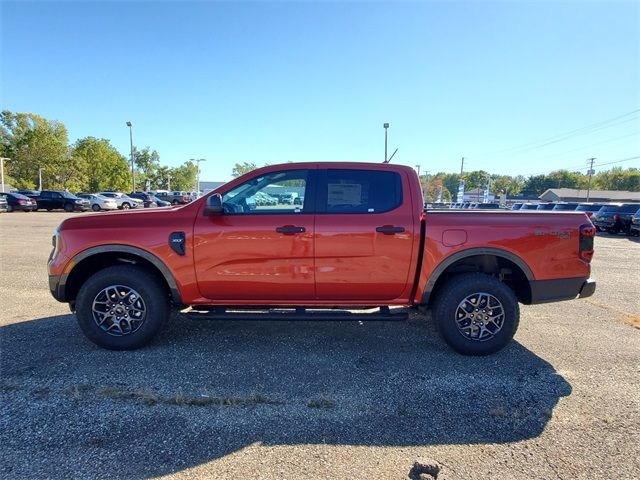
[34,190,90,212]
[592,203,640,234]
[552,203,579,211]
[0,195,7,213]
[153,191,191,205]
[536,203,556,211]
[474,203,501,209]
[76,193,119,212]
[0,192,37,212]
[128,192,158,208]
[13,189,40,197]
[98,192,143,210]
[575,203,607,218]
[149,195,171,207]
[629,210,640,237]
[280,192,298,205]
[49,162,596,356]
[520,203,539,210]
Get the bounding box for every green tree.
[232,162,257,177]
[0,110,70,189]
[133,147,160,190]
[170,160,198,191]
[72,137,131,192]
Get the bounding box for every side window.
[40,191,52,199]
[323,169,402,214]
[222,170,308,214]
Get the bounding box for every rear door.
[314,168,416,301]
[193,168,317,301]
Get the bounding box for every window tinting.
[322,169,402,214]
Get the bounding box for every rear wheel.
[91,203,101,212]
[6,205,13,212]
[432,273,519,355]
[121,202,130,210]
[75,265,169,350]
[64,203,74,212]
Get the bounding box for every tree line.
[0,111,198,193]
[2,110,637,199]
[233,161,639,202]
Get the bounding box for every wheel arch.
[422,247,534,305]
[61,245,182,308]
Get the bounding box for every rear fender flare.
[422,247,534,303]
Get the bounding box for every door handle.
[276,226,306,234]
[376,226,405,234]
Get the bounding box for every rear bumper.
[529,277,596,304]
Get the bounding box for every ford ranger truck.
[48,162,596,355]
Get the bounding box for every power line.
[525,155,640,177]
[477,108,640,158]
[527,131,639,163]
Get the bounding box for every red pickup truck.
[48,162,596,355]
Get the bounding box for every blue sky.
[2,0,638,181]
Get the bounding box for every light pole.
[194,158,206,196]
[384,123,389,162]
[126,121,135,191]
[0,157,9,192]
[167,173,172,192]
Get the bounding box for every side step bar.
[184,306,409,322]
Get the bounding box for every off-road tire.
[432,273,519,356]
[75,265,169,350]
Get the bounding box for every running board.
[183,306,409,322]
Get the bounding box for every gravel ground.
[1,212,639,480]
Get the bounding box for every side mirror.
[204,193,223,216]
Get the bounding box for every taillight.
[18,199,26,204]
[579,223,595,262]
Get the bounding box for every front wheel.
[92,204,101,212]
[75,265,169,350]
[432,273,519,355]
[64,203,74,212]
[121,202,130,210]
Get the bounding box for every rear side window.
[621,204,640,213]
[322,169,402,214]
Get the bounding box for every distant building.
[200,181,226,194]
[539,188,640,203]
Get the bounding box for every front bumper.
[49,274,66,302]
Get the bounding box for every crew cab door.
[193,168,316,301]
[314,168,416,300]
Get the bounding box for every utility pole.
[460,157,465,175]
[193,158,206,195]
[0,157,9,192]
[167,173,172,192]
[415,165,421,177]
[126,121,135,192]
[38,168,43,190]
[586,157,596,202]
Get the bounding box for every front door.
[314,168,416,301]
[193,168,316,301]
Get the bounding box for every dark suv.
[33,190,90,212]
[128,192,158,208]
[592,204,640,234]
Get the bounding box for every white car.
[98,192,143,210]
[76,193,118,212]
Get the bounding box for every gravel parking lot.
[1,212,639,479]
